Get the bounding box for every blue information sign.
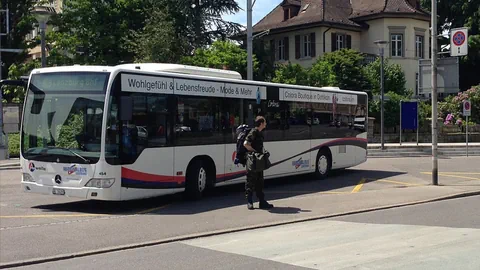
[401,102,418,130]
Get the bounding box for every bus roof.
[29,63,368,96]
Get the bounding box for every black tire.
[185,160,208,200]
[315,149,331,180]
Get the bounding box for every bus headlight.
[85,178,115,188]
[23,173,35,182]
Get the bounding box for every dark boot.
[247,193,254,210]
[259,199,273,209]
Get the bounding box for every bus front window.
[21,72,109,164]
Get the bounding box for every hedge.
[7,133,20,158]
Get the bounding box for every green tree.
[133,6,187,63]
[421,0,480,91]
[50,0,153,65]
[369,91,414,128]
[308,60,336,87]
[319,49,370,91]
[364,58,407,97]
[163,0,241,51]
[181,40,259,79]
[271,63,309,86]
[4,60,40,103]
[0,0,37,84]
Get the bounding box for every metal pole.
[0,32,4,159]
[400,101,402,145]
[380,48,385,150]
[40,21,46,67]
[247,0,253,81]
[417,101,419,145]
[466,115,469,157]
[431,0,438,185]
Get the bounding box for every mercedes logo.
[54,175,62,184]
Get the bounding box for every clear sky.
[222,0,282,27]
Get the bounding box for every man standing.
[243,116,274,210]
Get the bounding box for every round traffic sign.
[464,101,471,110]
[453,31,466,46]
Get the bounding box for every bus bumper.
[22,182,117,200]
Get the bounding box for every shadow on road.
[32,168,406,215]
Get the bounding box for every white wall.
[361,18,431,93]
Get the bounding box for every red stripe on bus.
[121,167,186,183]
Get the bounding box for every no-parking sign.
[463,100,471,117]
[451,27,468,57]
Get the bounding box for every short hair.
[254,116,266,127]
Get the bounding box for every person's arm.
[244,140,255,152]
[244,130,256,152]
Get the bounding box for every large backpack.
[234,124,252,166]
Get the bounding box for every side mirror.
[120,96,133,121]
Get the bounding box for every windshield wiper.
[47,146,91,163]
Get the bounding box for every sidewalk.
[0,158,20,170]
[368,142,480,148]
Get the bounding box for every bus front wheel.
[315,148,331,180]
[185,160,209,200]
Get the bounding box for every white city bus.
[17,63,368,201]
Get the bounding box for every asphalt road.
[10,196,480,270]
[1,156,480,267]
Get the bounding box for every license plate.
[52,188,65,195]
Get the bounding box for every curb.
[1,189,480,269]
[0,165,20,171]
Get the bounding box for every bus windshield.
[21,72,109,164]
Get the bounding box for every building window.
[415,35,424,58]
[391,34,403,57]
[295,33,315,59]
[331,33,351,52]
[336,34,345,50]
[277,39,285,60]
[302,34,311,57]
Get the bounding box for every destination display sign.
[31,72,108,92]
[121,74,267,100]
[279,88,358,105]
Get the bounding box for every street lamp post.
[374,40,388,150]
[32,6,54,67]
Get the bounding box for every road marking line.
[351,178,366,193]
[422,172,480,181]
[376,180,423,186]
[136,205,170,215]
[438,173,480,181]
[421,172,480,175]
[0,214,108,219]
[267,191,350,195]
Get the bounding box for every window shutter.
[346,35,352,49]
[284,37,289,60]
[331,33,337,52]
[310,33,316,57]
[295,35,300,59]
[270,39,276,61]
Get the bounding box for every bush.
[439,85,480,124]
[8,133,20,157]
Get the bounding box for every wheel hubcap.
[198,168,207,192]
[318,156,328,174]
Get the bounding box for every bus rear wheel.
[185,160,209,200]
[315,149,331,180]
